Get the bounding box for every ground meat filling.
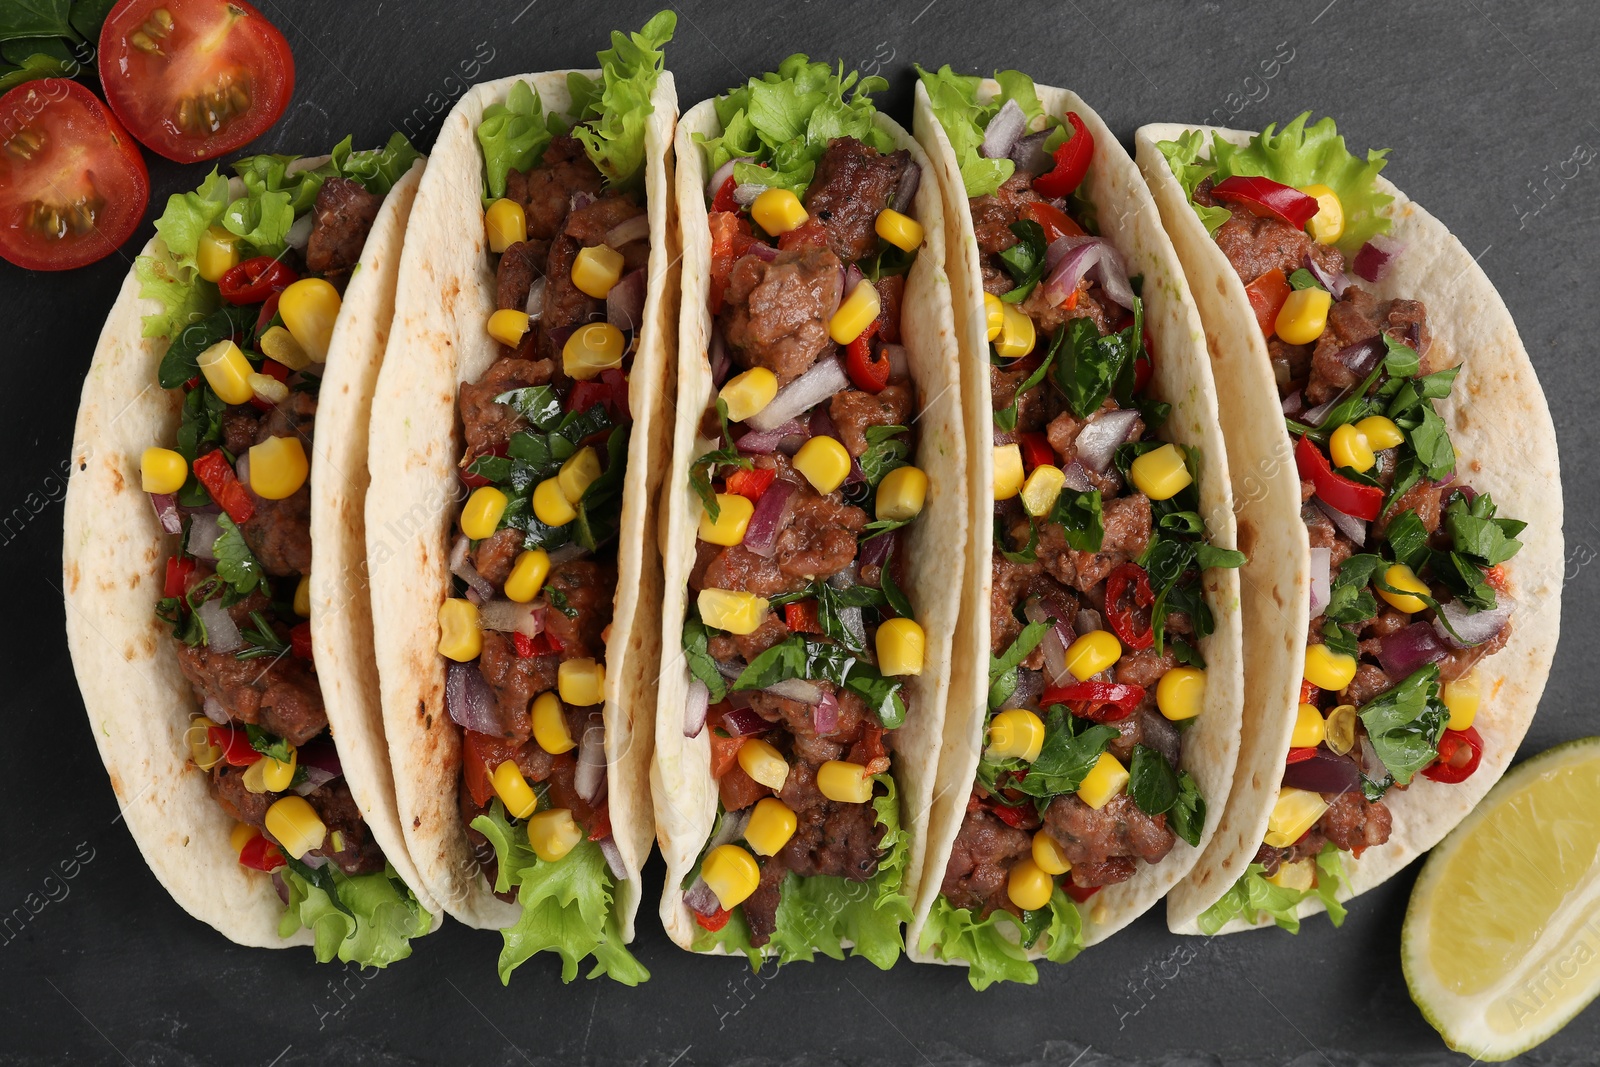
[504,133,604,241]
[177,592,327,745]
[940,806,1032,916]
[241,392,316,577]
[1043,793,1177,884]
[457,357,555,462]
[305,176,382,282]
[719,244,844,386]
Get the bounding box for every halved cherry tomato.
[1210,176,1319,228]
[1105,562,1155,650]
[1421,726,1483,784]
[1032,113,1093,199]
[1040,680,1145,722]
[1018,432,1054,472]
[238,834,285,871]
[725,466,776,502]
[0,79,149,271]
[1295,434,1383,522]
[844,320,888,393]
[98,0,295,163]
[191,449,255,524]
[1285,746,1318,765]
[218,257,297,306]
[462,731,520,808]
[694,906,731,932]
[711,175,738,214]
[708,211,756,313]
[776,218,829,252]
[568,368,630,422]
[708,726,744,780]
[784,600,821,634]
[164,556,197,599]
[1245,269,1292,338]
[289,621,312,660]
[718,765,768,812]
[1018,200,1086,243]
[512,631,559,658]
[207,725,263,766]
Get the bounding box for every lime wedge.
[1403,737,1600,1060]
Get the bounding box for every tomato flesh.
[99,0,294,163]
[0,79,149,271]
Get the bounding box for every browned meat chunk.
[211,764,271,828]
[305,177,381,278]
[504,135,604,241]
[940,806,1032,915]
[1115,646,1178,690]
[1306,286,1434,405]
[1316,792,1392,855]
[742,854,789,945]
[731,612,791,663]
[177,594,326,745]
[699,544,798,599]
[1439,615,1512,681]
[240,392,316,577]
[802,137,911,261]
[1378,479,1444,536]
[828,385,912,458]
[1269,338,1313,395]
[541,232,603,348]
[1036,494,1152,594]
[564,193,645,246]
[304,778,386,875]
[475,631,557,741]
[495,240,549,311]
[1303,504,1355,570]
[1342,662,1393,705]
[543,559,616,660]
[457,357,554,461]
[473,528,523,587]
[1214,209,1343,285]
[1042,792,1175,871]
[720,244,844,386]
[1070,858,1138,888]
[221,408,259,456]
[992,358,1048,433]
[971,195,1019,255]
[776,759,885,881]
[1021,281,1111,336]
[990,553,1042,654]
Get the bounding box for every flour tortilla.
[1135,122,1564,933]
[906,82,1244,963]
[653,99,966,954]
[63,157,436,946]
[366,71,676,938]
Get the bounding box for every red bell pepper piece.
[290,622,313,660]
[191,449,255,525]
[708,212,756,314]
[1040,680,1146,722]
[784,600,821,634]
[237,834,286,871]
[1018,432,1055,472]
[989,802,1034,830]
[708,727,745,780]
[462,731,522,808]
[1105,562,1156,651]
[207,725,264,767]
[843,319,888,393]
[694,906,731,932]
[1295,434,1383,522]
[1064,882,1101,904]
[1032,113,1093,199]
[587,803,613,842]
[718,765,769,812]
[164,556,196,599]
[1209,175,1320,228]
[1421,726,1483,784]
[1245,269,1292,338]
[1018,200,1086,243]
[218,257,298,306]
[1133,330,1154,395]
[568,368,630,422]
[711,175,738,214]
[725,466,776,502]
[1285,746,1318,765]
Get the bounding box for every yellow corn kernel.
[563,322,626,380]
[260,746,297,793]
[1065,629,1123,681]
[1263,787,1329,849]
[484,197,527,253]
[557,658,606,706]
[461,486,509,540]
[986,708,1046,762]
[264,795,326,859]
[828,280,881,345]
[874,208,924,252]
[876,617,925,677]
[1077,752,1129,811]
[1156,665,1206,721]
[702,844,761,909]
[241,756,273,794]
[247,371,289,405]
[816,760,875,804]
[1020,463,1064,518]
[1130,443,1192,501]
[994,302,1036,358]
[793,435,851,494]
[1442,671,1480,731]
[1275,287,1333,345]
[1304,643,1358,692]
[532,477,577,526]
[992,443,1024,501]
[487,308,531,348]
[738,738,790,791]
[293,574,311,617]
[696,588,770,635]
[1007,856,1055,912]
[1379,563,1430,614]
[532,691,575,754]
[229,821,259,854]
[197,339,254,405]
[248,436,309,500]
[503,549,550,604]
[1032,831,1071,876]
[491,760,538,819]
[1324,703,1358,755]
[186,717,224,771]
[750,188,808,236]
[1267,857,1316,891]
[876,465,927,522]
[526,808,584,861]
[259,325,310,371]
[984,292,1004,342]
[196,226,240,282]
[1355,415,1404,450]
[559,447,603,505]
[1299,184,1344,245]
[745,797,798,857]
[1329,422,1376,473]
[1291,702,1327,748]
[437,597,482,662]
[700,493,754,546]
[572,244,626,299]
[141,447,188,495]
[719,367,778,423]
[278,278,342,363]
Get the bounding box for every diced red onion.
[981,98,1026,160]
[710,328,732,386]
[545,324,575,352]
[1352,235,1405,283]
[1282,390,1305,417]
[737,419,807,454]
[1062,462,1094,492]
[1378,622,1451,678]
[1042,236,1135,311]
[733,183,769,208]
[187,512,222,561]
[234,453,249,485]
[1435,595,1515,649]
[766,677,822,705]
[292,763,341,796]
[705,156,752,201]
[858,526,893,573]
[446,661,500,734]
[1010,668,1044,710]
[684,878,721,916]
[284,213,313,252]
[1358,734,1387,781]
[1300,395,1339,427]
[524,276,547,318]
[813,689,839,734]
[1075,409,1141,474]
[1303,250,1348,299]
[198,598,240,653]
[271,872,290,904]
[1281,750,1362,794]
[745,357,848,432]
[741,478,795,559]
[740,241,779,264]
[478,599,545,638]
[1309,546,1331,619]
[575,716,605,802]
[606,269,647,333]
[604,215,650,249]
[881,344,908,379]
[1009,130,1052,175]
[298,738,343,777]
[202,695,229,725]
[891,162,922,214]
[1337,336,1385,378]
[570,191,595,213]
[1076,608,1104,634]
[598,836,627,880]
[684,678,709,738]
[1025,598,1073,686]
[843,265,864,296]
[1314,498,1368,548]
[150,493,182,535]
[300,852,329,870]
[722,707,770,736]
[714,658,746,683]
[448,535,496,602]
[993,429,1017,447]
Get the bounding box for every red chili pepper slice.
[290,622,313,660]
[988,802,1034,829]
[237,834,286,871]
[711,174,738,214]
[218,256,298,306]
[1421,726,1483,784]
[725,466,776,502]
[1018,432,1055,472]
[1295,434,1383,522]
[1032,113,1094,199]
[1064,882,1101,904]
[568,367,630,422]
[460,441,508,490]
[1105,562,1156,650]
[1245,269,1292,338]
[1040,680,1145,722]
[1018,200,1086,243]
[164,556,196,599]
[844,319,888,393]
[1285,746,1319,765]
[1210,175,1320,228]
[191,449,255,524]
[784,600,821,634]
[255,289,283,335]
[207,725,264,766]
[1299,678,1320,704]
[694,906,731,932]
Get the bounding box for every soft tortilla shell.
[907,82,1244,963]
[366,72,676,937]
[1136,123,1563,932]
[652,98,966,954]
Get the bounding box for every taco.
[1135,115,1562,934]
[63,136,437,965]
[905,71,1245,987]
[365,13,676,984]
[652,57,964,968]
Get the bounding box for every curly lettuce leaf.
[134,246,219,341]
[1154,130,1231,237]
[919,889,1083,991]
[278,863,432,967]
[471,802,648,985]
[914,65,1013,198]
[477,80,563,200]
[1196,843,1349,935]
[568,10,675,189]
